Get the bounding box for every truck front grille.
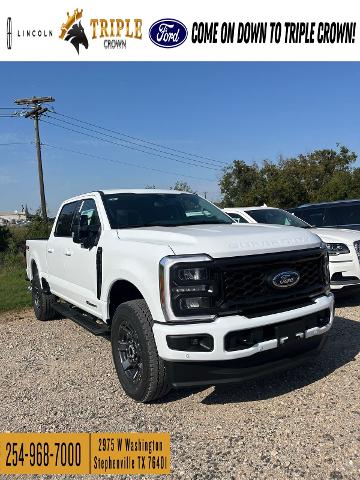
[214,248,327,317]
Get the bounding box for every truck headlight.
[324,252,331,293]
[179,297,211,310]
[177,267,208,281]
[159,255,220,322]
[326,243,350,255]
[354,240,360,258]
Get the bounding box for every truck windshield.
[103,193,233,228]
[247,208,311,228]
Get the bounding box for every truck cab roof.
[99,189,190,195]
[63,189,192,203]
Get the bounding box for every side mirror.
[73,222,90,245]
[73,215,100,248]
[74,215,93,245]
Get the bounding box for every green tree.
[0,226,10,252]
[26,217,52,241]
[350,168,360,198]
[220,145,358,208]
[283,145,356,205]
[219,160,264,207]
[170,181,195,193]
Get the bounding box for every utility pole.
[14,96,55,220]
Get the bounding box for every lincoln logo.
[7,17,12,50]
[272,271,300,289]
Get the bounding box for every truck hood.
[117,223,321,258]
[310,227,360,245]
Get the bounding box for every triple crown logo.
[59,8,88,54]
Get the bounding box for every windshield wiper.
[117,223,176,229]
[182,221,231,226]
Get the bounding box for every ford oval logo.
[271,271,300,289]
[149,18,188,48]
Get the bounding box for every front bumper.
[153,294,334,362]
[165,334,326,388]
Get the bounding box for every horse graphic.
[64,21,88,54]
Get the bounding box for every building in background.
[0,205,29,225]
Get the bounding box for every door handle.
[47,248,54,253]
[64,250,73,257]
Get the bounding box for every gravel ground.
[0,294,359,480]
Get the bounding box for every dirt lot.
[0,294,359,480]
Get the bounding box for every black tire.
[111,299,170,402]
[32,271,56,321]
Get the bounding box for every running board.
[52,302,110,336]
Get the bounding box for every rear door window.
[54,201,80,237]
[326,204,360,226]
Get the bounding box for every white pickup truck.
[26,190,334,402]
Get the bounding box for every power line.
[52,110,228,167]
[5,102,222,186]
[0,107,31,110]
[45,113,223,170]
[0,108,32,118]
[0,107,17,109]
[0,142,32,146]
[0,107,31,117]
[42,143,216,183]
[41,117,221,172]
[2,105,227,173]
[0,141,217,181]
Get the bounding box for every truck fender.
[104,273,161,323]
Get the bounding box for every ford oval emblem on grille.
[271,271,300,289]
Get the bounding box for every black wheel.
[32,270,56,321]
[111,299,170,402]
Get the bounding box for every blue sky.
[1,62,360,215]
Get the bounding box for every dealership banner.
[1,0,360,61]
[0,432,171,475]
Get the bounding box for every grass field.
[0,267,32,313]
[0,221,51,313]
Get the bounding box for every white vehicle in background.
[224,206,360,290]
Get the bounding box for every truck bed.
[26,239,48,281]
